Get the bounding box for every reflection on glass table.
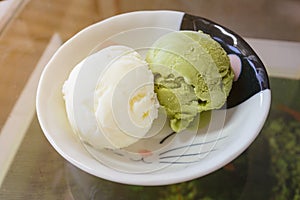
[0,77,299,200]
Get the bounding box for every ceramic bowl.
[36,10,271,186]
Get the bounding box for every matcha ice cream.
[146,31,234,132]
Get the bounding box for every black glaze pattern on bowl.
[180,13,270,108]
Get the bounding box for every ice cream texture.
[94,48,159,148]
[63,30,234,148]
[62,45,159,149]
[146,31,234,132]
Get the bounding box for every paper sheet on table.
[246,38,300,79]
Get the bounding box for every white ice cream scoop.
[94,50,159,148]
[62,45,158,149]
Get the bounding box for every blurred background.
[104,0,300,41]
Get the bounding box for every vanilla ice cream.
[62,45,159,149]
[94,49,159,148]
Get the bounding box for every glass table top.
[0,0,300,199]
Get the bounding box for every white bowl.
[36,10,271,186]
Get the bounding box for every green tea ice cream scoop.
[146,30,234,132]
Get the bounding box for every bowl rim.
[36,10,271,186]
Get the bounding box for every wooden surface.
[0,0,101,130]
[0,0,23,31]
